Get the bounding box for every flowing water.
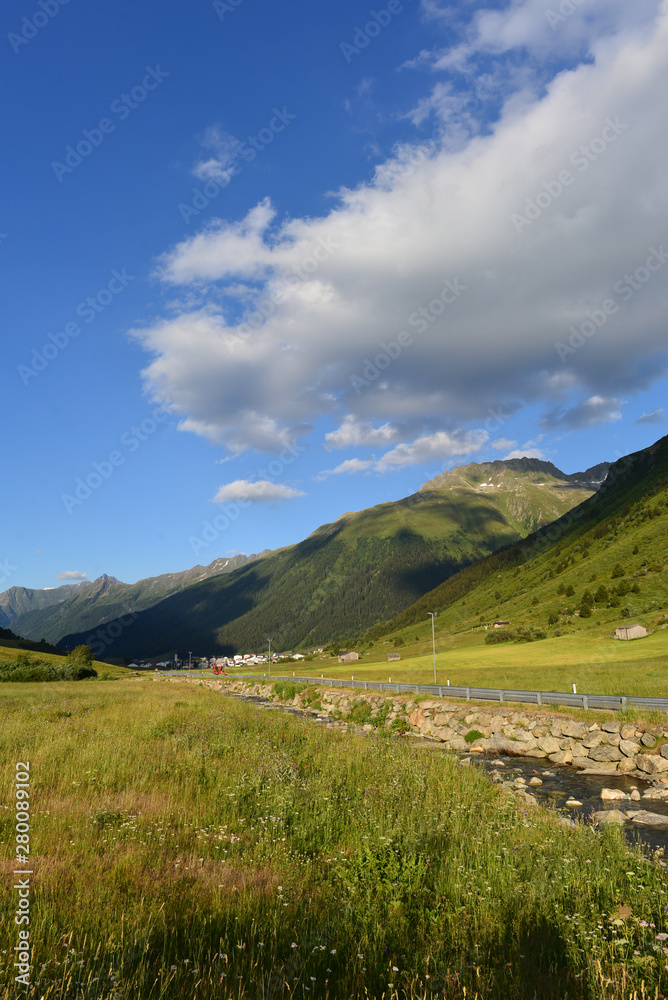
[229,690,668,853]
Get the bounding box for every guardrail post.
[621,697,627,712]
[499,690,504,703]
[439,687,443,697]
[583,695,589,711]
[396,684,399,694]
[415,685,419,694]
[536,692,542,706]
[466,687,471,702]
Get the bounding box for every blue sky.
[2,0,667,591]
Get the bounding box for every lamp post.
[188,651,192,671]
[427,612,437,685]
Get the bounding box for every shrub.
[547,612,559,626]
[611,562,625,579]
[464,729,485,743]
[565,584,575,597]
[594,585,609,604]
[579,603,592,619]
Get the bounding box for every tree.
[69,644,93,667]
[565,584,575,597]
[581,589,594,607]
[594,585,609,604]
[579,603,592,618]
[611,563,625,579]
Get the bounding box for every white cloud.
[325,417,398,450]
[503,448,546,460]
[636,407,665,425]
[132,3,668,459]
[375,429,489,471]
[56,571,88,581]
[192,124,244,184]
[541,395,624,430]
[316,458,373,481]
[212,480,305,503]
[492,437,518,451]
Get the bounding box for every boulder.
[435,727,459,743]
[529,777,543,786]
[488,735,529,756]
[601,720,621,734]
[548,749,573,765]
[537,736,561,754]
[582,734,604,749]
[562,720,587,739]
[588,745,623,762]
[630,810,668,828]
[636,755,668,775]
[433,712,453,727]
[600,787,627,801]
[593,809,627,825]
[490,718,505,734]
[641,733,657,748]
[621,724,637,740]
[524,749,548,758]
[619,739,640,757]
[618,758,638,774]
[660,744,668,760]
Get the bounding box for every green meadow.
[1,678,667,999]
[243,627,668,700]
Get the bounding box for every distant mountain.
[0,580,92,629]
[56,459,600,659]
[10,554,268,645]
[368,436,667,641]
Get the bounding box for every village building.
[338,650,359,663]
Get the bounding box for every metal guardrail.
[220,674,668,714]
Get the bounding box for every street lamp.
[427,613,437,685]
[188,651,192,671]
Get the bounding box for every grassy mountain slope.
[56,460,598,658]
[12,554,268,644]
[367,435,668,650]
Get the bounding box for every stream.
[227,690,668,854]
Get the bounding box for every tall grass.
[0,678,667,999]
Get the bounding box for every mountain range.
[4,457,607,659]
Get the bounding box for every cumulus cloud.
[375,429,489,471]
[316,458,373,481]
[503,447,546,460]
[636,408,665,424]
[492,437,518,451]
[132,2,668,461]
[325,417,398,450]
[192,124,244,184]
[212,480,305,503]
[56,571,88,581]
[541,395,624,430]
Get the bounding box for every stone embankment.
[200,677,668,786]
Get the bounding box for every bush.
[547,612,559,626]
[611,563,625,579]
[273,681,307,701]
[0,653,97,683]
[579,603,592,619]
[464,729,485,743]
[565,584,575,597]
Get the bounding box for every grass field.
[2,677,667,999]
[237,628,668,699]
